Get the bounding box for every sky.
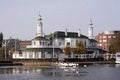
[0,0,120,40]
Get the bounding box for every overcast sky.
[0,0,120,40]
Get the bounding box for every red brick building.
[19,40,31,50]
[95,30,120,52]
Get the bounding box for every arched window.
[40,41,41,45]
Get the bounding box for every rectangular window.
[103,36,107,38]
[67,42,70,46]
[99,40,102,42]
[113,36,116,38]
[99,44,102,46]
[103,40,107,42]
[59,42,61,46]
[99,36,102,39]
[108,36,111,38]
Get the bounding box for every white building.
[13,15,64,60]
[13,15,105,60]
[88,20,94,39]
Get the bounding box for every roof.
[89,39,98,42]
[25,48,63,53]
[33,36,47,40]
[45,31,88,39]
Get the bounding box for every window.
[40,41,41,45]
[66,42,70,46]
[103,36,107,38]
[41,52,45,58]
[103,40,107,42]
[99,36,102,39]
[43,42,44,45]
[59,42,61,46]
[117,55,120,57]
[108,40,112,42]
[29,53,33,58]
[99,44,102,46]
[99,40,102,42]
[34,42,36,45]
[113,36,116,38]
[108,36,111,38]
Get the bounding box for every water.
[0,64,120,80]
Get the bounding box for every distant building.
[19,40,31,50]
[3,38,19,50]
[95,30,120,52]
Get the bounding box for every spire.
[89,19,93,26]
[36,14,43,37]
[88,20,94,39]
[38,14,42,21]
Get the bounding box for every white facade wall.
[45,53,51,58]
[54,38,64,46]
[64,38,89,48]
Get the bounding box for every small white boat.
[57,62,78,68]
[116,52,120,63]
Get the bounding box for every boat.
[57,62,78,68]
[116,52,120,63]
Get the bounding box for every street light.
[52,32,55,61]
[3,39,11,59]
[4,40,7,59]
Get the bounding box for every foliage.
[63,46,71,54]
[72,41,86,54]
[0,32,3,47]
[109,44,116,53]
[0,47,4,59]
[109,32,120,53]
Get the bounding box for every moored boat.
[57,62,78,68]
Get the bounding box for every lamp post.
[4,40,7,59]
[52,32,55,61]
[3,39,11,60]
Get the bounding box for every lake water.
[0,64,120,80]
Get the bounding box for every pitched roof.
[26,48,63,53]
[33,36,47,40]
[45,31,88,39]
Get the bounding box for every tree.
[109,32,120,53]
[0,47,4,59]
[63,46,71,55]
[109,44,116,53]
[0,32,3,47]
[72,41,86,54]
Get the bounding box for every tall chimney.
[78,29,81,37]
[65,29,67,36]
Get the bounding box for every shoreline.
[15,61,116,66]
[0,61,116,66]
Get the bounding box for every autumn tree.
[0,47,4,59]
[63,46,71,55]
[109,44,116,53]
[72,41,86,54]
[109,32,120,53]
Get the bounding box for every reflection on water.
[0,66,88,77]
[0,64,120,80]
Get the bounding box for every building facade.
[19,40,31,50]
[3,38,19,50]
[13,15,64,60]
[95,30,120,52]
[13,15,105,60]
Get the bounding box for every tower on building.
[36,14,43,37]
[88,20,94,39]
